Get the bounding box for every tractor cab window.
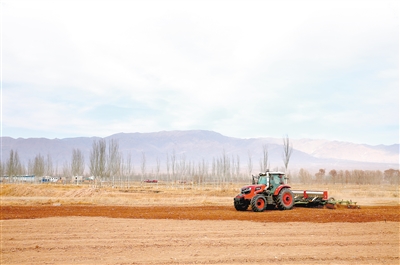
[258,176,267,184]
[271,174,281,186]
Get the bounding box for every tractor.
[234,171,356,212]
[234,171,294,212]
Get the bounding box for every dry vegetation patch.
[1,183,399,206]
[0,183,239,206]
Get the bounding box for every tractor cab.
[253,171,286,193]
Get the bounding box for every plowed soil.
[1,205,400,265]
[1,205,399,222]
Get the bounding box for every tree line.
[297,168,399,185]
[1,136,397,186]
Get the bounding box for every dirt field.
[1,184,399,265]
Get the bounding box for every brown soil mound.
[1,205,399,222]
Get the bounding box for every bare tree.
[261,144,269,172]
[155,156,161,181]
[178,153,187,186]
[298,168,312,184]
[337,170,344,184]
[235,155,241,182]
[344,170,351,184]
[231,155,237,183]
[140,151,146,184]
[33,153,45,178]
[384,169,399,185]
[45,154,54,176]
[212,157,216,185]
[71,148,85,177]
[89,139,107,186]
[259,145,269,172]
[62,161,71,183]
[6,149,23,178]
[315,169,325,184]
[171,149,176,185]
[329,169,338,184]
[221,149,230,187]
[166,152,170,186]
[27,159,34,175]
[282,135,293,183]
[199,158,208,186]
[108,139,121,187]
[247,150,253,176]
[216,157,222,186]
[0,160,5,179]
[124,153,133,188]
[119,156,125,188]
[352,169,364,185]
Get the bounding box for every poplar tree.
[6,149,23,178]
[71,148,85,177]
[282,135,293,183]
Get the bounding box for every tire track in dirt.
[1,205,399,222]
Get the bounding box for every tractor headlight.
[241,187,251,194]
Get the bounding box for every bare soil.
[1,184,399,265]
[1,205,399,223]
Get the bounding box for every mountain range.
[1,130,398,172]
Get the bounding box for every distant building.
[0,175,36,183]
[41,176,60,183]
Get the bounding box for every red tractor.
[234,171,355,212]
[234,171,294,212]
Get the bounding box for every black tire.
[234,200,249,211]
[276,188,294,210]
[251,194,267,212]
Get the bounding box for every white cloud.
[2,0,398,144]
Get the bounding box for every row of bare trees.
[297,168,399,185]
[2,150,56,180]
[1,136,291,186]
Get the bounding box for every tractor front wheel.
[276,188,294,210]
[234,200,249,211]
[251,194,267,212]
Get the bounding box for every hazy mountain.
[1,130,398,172]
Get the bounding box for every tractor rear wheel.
[251,194,267,212]
[276,188,294,210]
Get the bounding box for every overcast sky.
[1,0,399,145]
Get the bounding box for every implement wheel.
[276,188,294,210]
[251,195,266,212]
